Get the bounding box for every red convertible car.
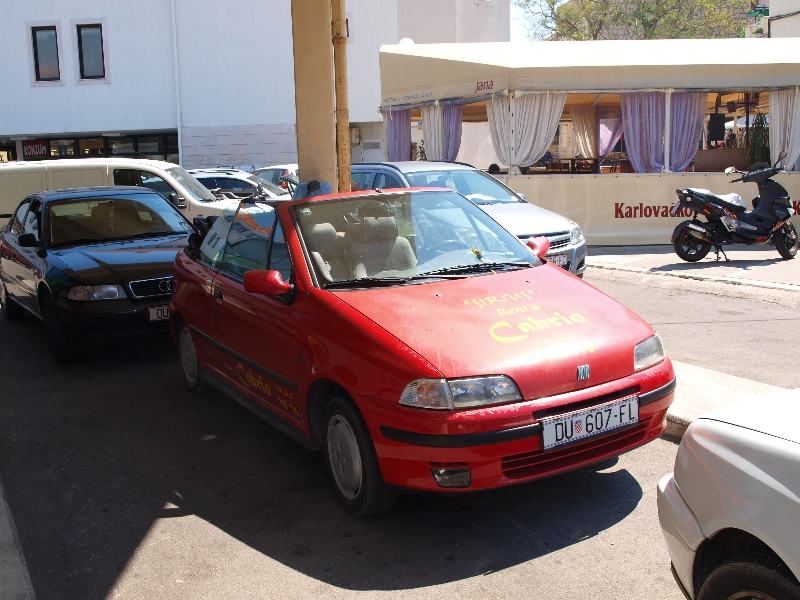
[170,188,675,515]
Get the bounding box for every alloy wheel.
[326,414,363,500]
[179,326,199,386]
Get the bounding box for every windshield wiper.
[419,261,533,277]
[324,276,411,289]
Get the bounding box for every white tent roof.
[380,38,800,108]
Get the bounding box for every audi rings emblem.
[159,279,173,294]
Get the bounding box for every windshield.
[294,190,540,286]
[47,193,193,247]
[404,169,521,204]
[248,175,289,197]
[167,166,216,203]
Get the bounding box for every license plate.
[148,305,170,321]
[547,254,568,267]
[541,395,639,450]
[669,200,682,217]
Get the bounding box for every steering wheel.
[430,239,469,253]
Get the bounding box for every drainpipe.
[169,0,183,166]
[331,0,351,192]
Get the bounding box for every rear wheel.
[697,557,800,600]
[0,280,24,321]
[323,396,396,516]
[178,324,203,392]
[775,221,798,260]
[41,294,72,363]
[673,226,711,262]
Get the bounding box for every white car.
[188,168,289,200]
[251,163,299,189]
[657,390,800,600]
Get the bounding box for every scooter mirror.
[724,167,736,175]
[774,150,787,168]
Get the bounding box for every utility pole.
[331,0,351,192]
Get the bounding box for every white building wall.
[174,0,297,168]
[1,0,510,168]
[770,0,800,36]
[0,0,176,137]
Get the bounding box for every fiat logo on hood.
[576,364,590,381]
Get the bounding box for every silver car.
[657,390,800,600]
[351,162,587,276]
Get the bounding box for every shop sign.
[23,140,49,159]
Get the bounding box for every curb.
[587,262,800,294]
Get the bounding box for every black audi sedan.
[0,186,194,360]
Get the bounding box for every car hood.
[330,265,655,399]
[50,235,188,284]
[479,202,573,238]
[701,390,800,445]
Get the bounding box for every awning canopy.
[380,38,800,108]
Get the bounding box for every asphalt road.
[0,307,683,600]
[586,268,800,389]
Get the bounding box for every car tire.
[697,557,800,600]
[41,294,72,363]
[0,280,24,321]
[177,324,204,392]
[323,396,397,516]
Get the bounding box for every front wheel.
[775,221,798,260]
[177,323,203,392]
[323,396,396,516]
[673,224,711,262]
[697,558,800,600]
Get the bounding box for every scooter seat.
[687,188,747,214]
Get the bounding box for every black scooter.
[670,153,798,262]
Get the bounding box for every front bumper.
[53,296,171,340]
[362,361,674,492]
[657,473,705,600]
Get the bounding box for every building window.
[77,24,105,79]
[32,26,60,81]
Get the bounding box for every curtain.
[571,105,597,158]
[421,104,445,161]
[621,92,665,173]
[669,92,706,172]
[383,108,411,162]
[598,109,623,158]
[487,92,566,174]
[443,105,463,162]
[770,86,800,171]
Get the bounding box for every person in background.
[488,163,500,174]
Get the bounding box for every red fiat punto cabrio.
[170,188,675,515]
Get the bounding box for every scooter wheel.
[673,228,711,262]
[775,222,799,260]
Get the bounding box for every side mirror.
[526,236,550,260]
[244,270,293,297]
[518,192,528,202]
[18,233,39,248]
[724,167,736,174]
[167,192,187,209]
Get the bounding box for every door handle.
[212,286,224,301]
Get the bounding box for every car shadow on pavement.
[0,317,642,598]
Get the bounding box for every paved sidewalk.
[666,361,792,439]
[587,244,800,293]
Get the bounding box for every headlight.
[634,334,665,372]
[400,375,522,410]
[67,284,127,301]
[569,221,584,245]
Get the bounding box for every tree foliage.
[514,0,748,41]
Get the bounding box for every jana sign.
[23,140,49,159]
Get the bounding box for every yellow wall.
[500,173,800,245]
